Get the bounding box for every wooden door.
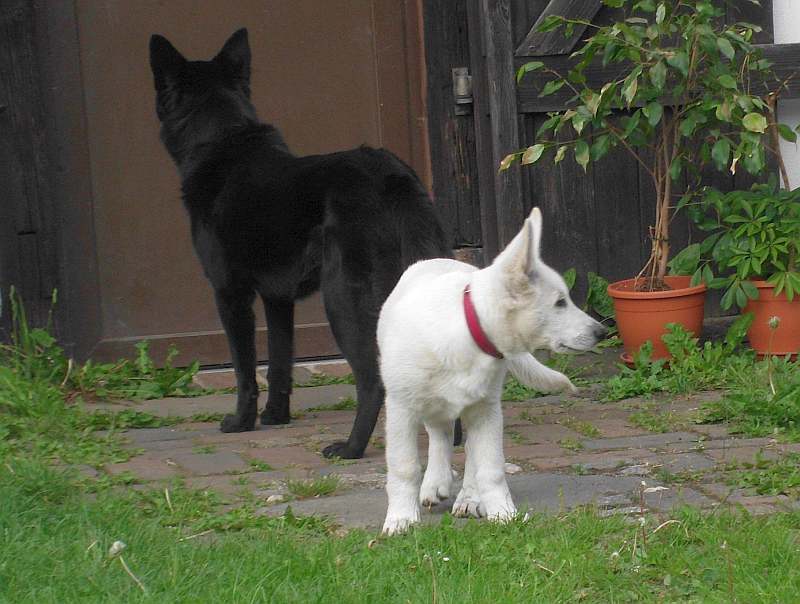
[35,0,428,365]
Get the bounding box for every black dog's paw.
[260,408,290,426]
[322,441,363,460]
[220,413,256,433]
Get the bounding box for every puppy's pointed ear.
[149,34,186,91]
[214,28,251,82]
[492,206,544,286]
[525,207,543,274]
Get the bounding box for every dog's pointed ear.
[214,28,251,82]
[526,207,543,273]
[493,206,544,285]
[150,34,186,91]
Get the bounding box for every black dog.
[149,29,452,458]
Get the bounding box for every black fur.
[149,29,452,458]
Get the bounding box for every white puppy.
[378,207,606,535]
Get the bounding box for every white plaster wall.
[773,0,800,188]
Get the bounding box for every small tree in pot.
[506,0,790,359]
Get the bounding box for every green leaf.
[537,15,563,33]
[655,3,666,24]
[590,135,612,161]
[778,123,797,143]
[574,140,590,172]
[622,75,638,106]
[720,285,737,310]
[667,51,689,77]
[712,139,730,171]
[539,80,565,98]
[715,100,732,122]
[741,280,759,299]
[563,268,577,290]
[521,144,545,165]
[718,74,738,89]
[669,156,682,180]
[585,92,602,116]
[716,37,735,60]
[650,61,666,90]
[554,145,567,163]
[643,102,663,127]
[742,112,767,133]
[517,61,544,84]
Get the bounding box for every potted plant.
[506,0,785,361]
[670,179,800,355]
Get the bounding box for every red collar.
[463,284,504,359]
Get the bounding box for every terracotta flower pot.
[743,280,800,356]
[607,275,707,361]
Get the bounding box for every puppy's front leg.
[382,400,422,535]
[506,353,576,394]
[452,434,482,518]
[420,420,454,507]
[461,401,515,521]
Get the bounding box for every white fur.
[379,207,605,535]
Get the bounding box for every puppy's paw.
[419,480,451,508]
[452,489,483,518]
[419,465,453,507]
[382,513,420,536]
[322,441,363,460]
[547,372,576,394]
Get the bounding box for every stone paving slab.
[581,431,700,451]
[261,472,714,529]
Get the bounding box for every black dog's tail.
[384,172,453,266]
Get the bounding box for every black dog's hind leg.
[216,288,259,433]
[261,298,294,425]
[322,343,384,460]
[320,279,382,459]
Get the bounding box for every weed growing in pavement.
[628,409,686,434]
[559,416,601,438]
[295,372,355,387]
[727,453,800,496]
[285,474,341,500]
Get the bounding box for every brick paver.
[91,371,799,528]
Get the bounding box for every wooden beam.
[479,0,525,248]
[515,0,603,57]
[516,43,800,113]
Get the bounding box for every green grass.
[285,475,341,499]
[296,373,355,387]
[628,409,685,434]
[502,377,543,402]
[701,355,800,441]
[558,438,584,452]
[2,462,800,602]
[558,416,601,438]
[728,453,800,496]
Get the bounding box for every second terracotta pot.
[744,280,800,356]
[608,275,707,361]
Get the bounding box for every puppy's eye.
[555,298,567,308]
